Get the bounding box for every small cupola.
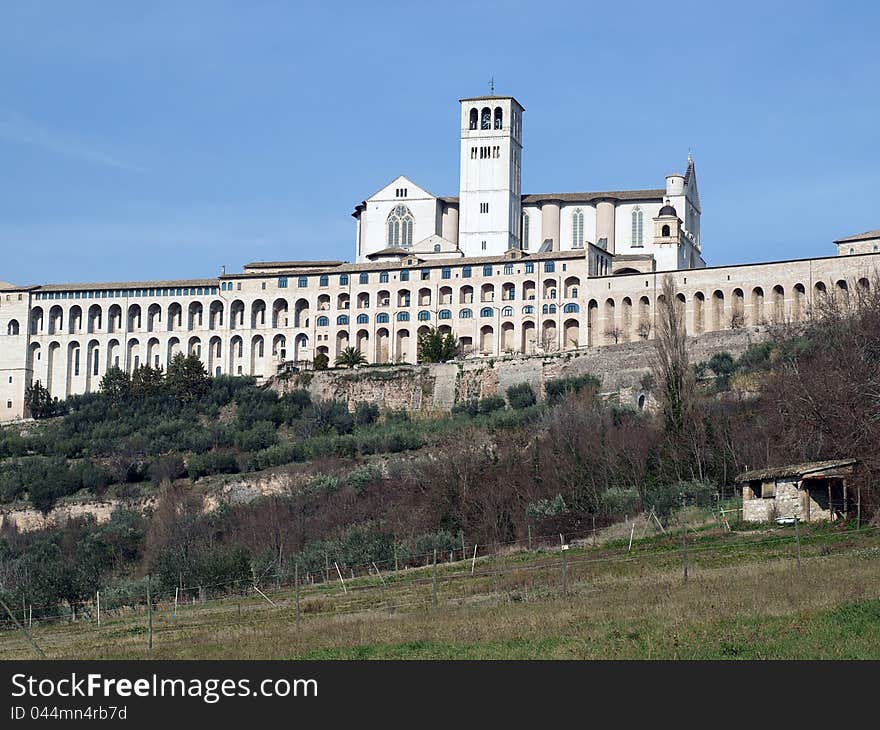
[653,200,681,244]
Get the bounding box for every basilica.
[1,93,878,422]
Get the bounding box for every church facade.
[1,94,878,422]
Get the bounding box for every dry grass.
[3,525,879,660]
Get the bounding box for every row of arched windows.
[469,106,503,130]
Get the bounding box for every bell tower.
[458,95,524,257]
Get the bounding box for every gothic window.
[632,207,644,247]
[494,107,503,129]
[571,209,584,248]
[481,107,491,130]
[522,212,529,249]
[386,205,414,248]
[469,108,478,130]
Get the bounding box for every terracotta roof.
[243,260,345,269]
[221,249,589,279]
[35,279,217,292]
[365,247,411,258]
[431,189,666,207]
[834,229,880,244]
[736,459,857,482]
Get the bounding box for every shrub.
[544,373,601,405]
[478,395,506,414]
[187,451,239,480]
[506,382,536,409]
[451,399,479,417]
[313,353,329,371]
[148,455,187,485]
[233,421,278,452]
[354,401,380,426]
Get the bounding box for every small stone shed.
[736,459,857,523]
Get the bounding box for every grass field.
[3,521,880,660]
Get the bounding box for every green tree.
[313,352,329,370]
[417,327,459,363]
[166,353,209,402]
[130,365,165,398]
[99,366,130,404]
[335,347,367,369]
[24,382,61,419]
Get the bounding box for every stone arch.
[230,300,245,329]
[293,298,310,328]
[85,339,100,392]
[68,305,82,334]
[250,335,265,373]
[166,337,180,367]
[479,325,495,355]
[621,297,633,342]
[693,291,705,334]
[208,335,222,374]
[772,285,785,323]
[501,321,515,352]
[146,337,161,369]
[272,298,288,328]
[603,298,616,344]
[188,302,203,331]
[229,335,244,374]
[376,328,390,363]
[732,288,745,326]
[48,305,63,335]
[541,319,557,351]
[750,287,764,326]
[356,329,369,354]
[521,320,536,354]
[107,339,121,370]
[587,299,599,346]
[459,285,474,304]
[147,303,162,332]
[395,328,411,363]
[127,304,142,332]
[564,318,580,349]
[711,290,724,331]
[127,338,141,373]
[167,302,182,332]
[251,299,266,328]
[87,304,102,334]
[209,300,224,330]
[187,336,202,359]
[30,306,44,335]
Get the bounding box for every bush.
[544,373,601,405]
[506,383,536,409]
[451,399,479,417]
[233,421,278,452]
[313,353,329,370]
[354,401,380,426]
[478,395,506,414]
[187,451,239,480]
[148,455,187,485]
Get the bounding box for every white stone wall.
[3,249,880,423]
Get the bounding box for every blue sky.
[1,1,878,285]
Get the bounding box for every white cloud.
[0,108,145,172]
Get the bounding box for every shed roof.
[833,229,880,244]
[736,459,857,482]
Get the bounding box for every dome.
[659,203,677,217]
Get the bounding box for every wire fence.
[1,515,877,657]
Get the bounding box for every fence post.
[562,544,568,596]
[295,563,301,629]
[795,514,802,570]
[147,574,153,651]
[432,548,438,608]
[681,497,688,584]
